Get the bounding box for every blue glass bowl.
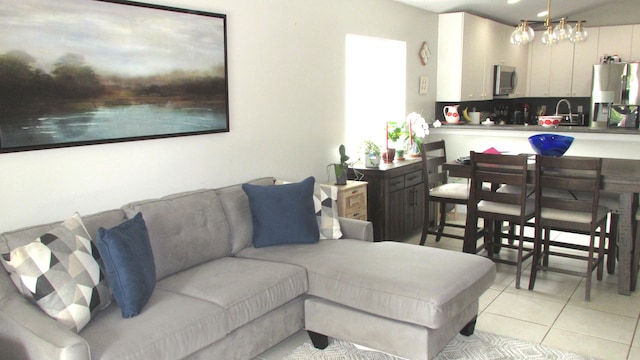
[528,134,574,157]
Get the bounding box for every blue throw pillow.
[242,176,320,248]
[96,212,156,318]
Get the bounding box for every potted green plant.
[327,144,350,185]
[385,121,403,162]
[387,121,403,145]
[361,139,381,168]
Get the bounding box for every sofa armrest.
[338,217,373,242]
[0,295,90,360]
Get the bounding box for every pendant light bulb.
[510,21,535,46]
[553,18,574,41]
[570,21,588,43]
[522,21,535,43]
[541,26,558,47]
[510,25,522,46]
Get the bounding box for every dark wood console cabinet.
[349,159,424,241]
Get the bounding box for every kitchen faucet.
[555,98,572,120]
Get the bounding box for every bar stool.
[468,151,535,288]
[419,140,471,246]
[528,155,608,301]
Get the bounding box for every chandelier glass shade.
[510,21,535,46]
[570,21,588,43]
[510,0,587,46]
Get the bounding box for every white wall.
[0,0,438,232]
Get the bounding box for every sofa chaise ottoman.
[239,238,494,360]
[0,176,495,360]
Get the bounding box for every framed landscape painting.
[0,0,229,153]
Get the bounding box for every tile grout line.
[540,277,579,346]
[626,315,640,359]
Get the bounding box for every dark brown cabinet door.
[387,188,406,239]
[405,184,424,232]
[348,159,424,241]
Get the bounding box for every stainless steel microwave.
[494,65,517,96]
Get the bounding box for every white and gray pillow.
[0,213,111,332]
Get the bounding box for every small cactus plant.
[328,144,350,185]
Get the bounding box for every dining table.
[444,156,640,295]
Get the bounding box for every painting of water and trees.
[0,0,228,152]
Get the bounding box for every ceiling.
[392,0,640,27]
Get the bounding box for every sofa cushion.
[81,209,128,243]
[242,176,319,248]
[0,213,111,333]
[81,289,228,360]
[237,240,496,329]
[216,177,276,254]
[157,257,307,331]
[121,189,231,280]
[97,212,156,318]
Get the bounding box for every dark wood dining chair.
[468,151,535,288]
[528,155,608,302]
[419,140,481,247]
[572,191,619,275]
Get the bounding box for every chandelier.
[510,0,588,46]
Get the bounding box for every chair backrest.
[469,151,530,218]
[421,140,448,191]
[535,155,602,228]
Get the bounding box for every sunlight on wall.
[345,34,406,161]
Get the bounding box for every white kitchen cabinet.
[501,25,529,98]
[572,28,600,97]
[549,40,575,97]
[527,31,552,97]
[461,13,489,100]
[439,15,636,100]
[528,30,594,97]
[436,12,493,102]
[483,20,504,98]
[631,25,640,61]
[598,25,633,61]
[528,31,574,97]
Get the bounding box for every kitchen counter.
[434,123,640,135]
[427,123,640,162]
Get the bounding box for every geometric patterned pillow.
[275,180,342,239]
[0,213,111,333]
[314,183,342,239]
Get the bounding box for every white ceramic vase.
[364,152,380,168]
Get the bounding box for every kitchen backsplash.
[436,97,591,126]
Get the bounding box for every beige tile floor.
[255,220,640,360]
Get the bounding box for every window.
[345,34,406,158]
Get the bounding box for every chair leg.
[607,213,618,274]
[528,224,542,291]
[585,232,596,302]
[508,223,515,245]
[485,221,495,258]
[515,224,526,289]
[493,220,503,254]
[597,228,606,281]
[543,227,550,267]
[419,200,430,246]
[435,202,447,242]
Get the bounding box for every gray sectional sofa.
[0,177,496,360]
